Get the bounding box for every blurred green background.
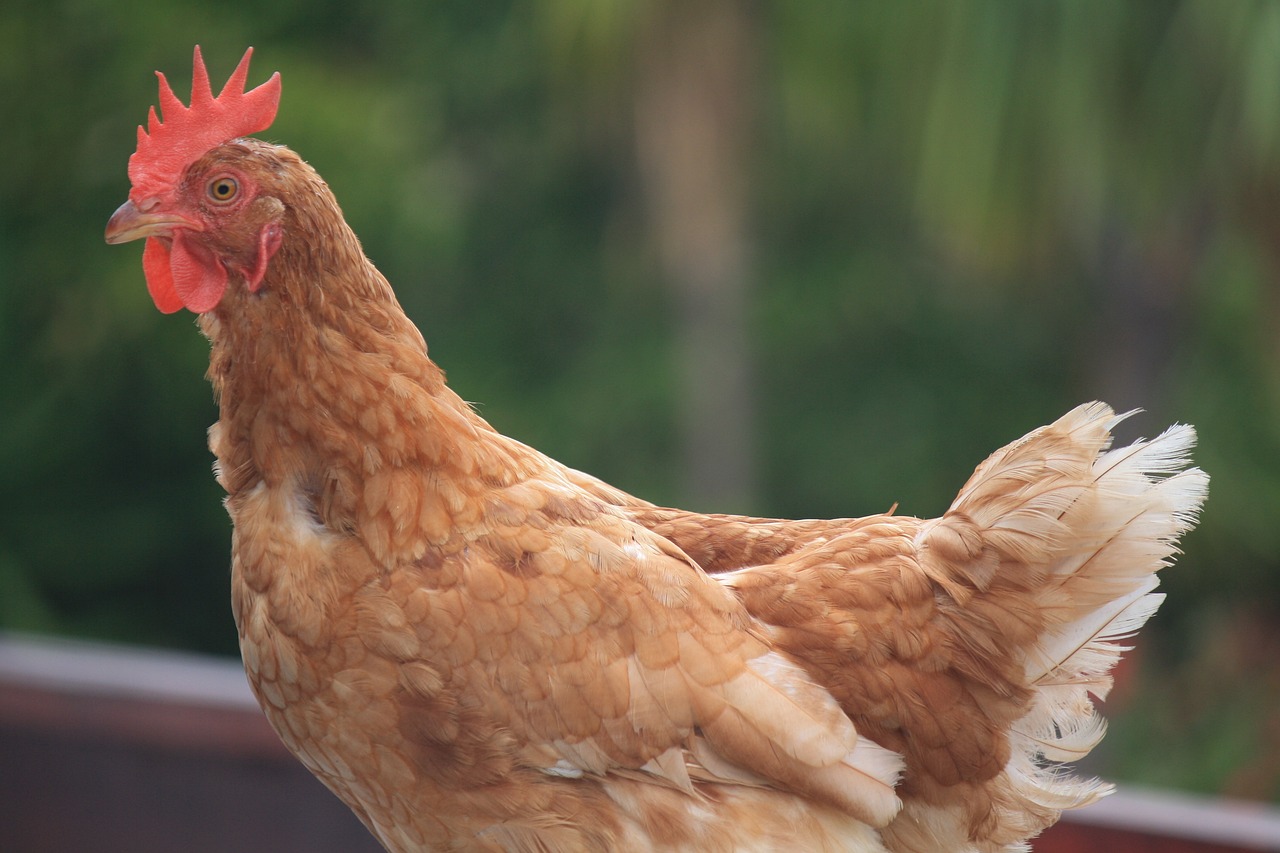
[3,0,1278,801]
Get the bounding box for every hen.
[106,48,1207,852]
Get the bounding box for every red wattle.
[170,231,228,314]
[142,238,184,314]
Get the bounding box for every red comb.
[128,46,281,202]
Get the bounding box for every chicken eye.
[207,175,240,204]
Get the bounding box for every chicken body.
[108,52,1207,853]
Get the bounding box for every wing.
[376,480,904,828]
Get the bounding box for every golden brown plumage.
[107,49,1208,852]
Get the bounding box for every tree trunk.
[633,0,758,512]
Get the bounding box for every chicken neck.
[199,185,533,566]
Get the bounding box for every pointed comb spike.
[190,45,214,108]
[127,47,282,203]
[220,47,254,99]
[155,71,181,123]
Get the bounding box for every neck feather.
[201,177,528,560]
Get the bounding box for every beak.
[104,199,198,245]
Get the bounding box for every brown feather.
[124,134,1206,852]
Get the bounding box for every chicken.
[105,48,1208,853]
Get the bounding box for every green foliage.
[2,0,1278,799]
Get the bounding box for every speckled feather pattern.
[172,139,1206,852]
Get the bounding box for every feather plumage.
[108,49,1207,853]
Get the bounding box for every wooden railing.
[2,633,1277,853]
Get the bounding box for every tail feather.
[1025,421,1207,688]
[924,402,1208,841]
[717,401,1205,852]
